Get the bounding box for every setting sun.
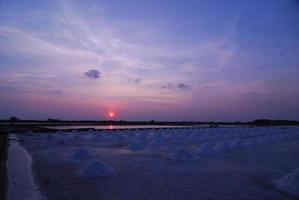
[108,111,115,118]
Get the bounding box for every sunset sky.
[0,0,299,121]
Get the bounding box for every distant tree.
[9,116,19,125]
[47,118,60,122]
[9,116,19,122]
[252,119,299,126]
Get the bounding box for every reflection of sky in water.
[45,125,194,130]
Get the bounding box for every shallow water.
[44,124,198,130]
[7,134,45,200]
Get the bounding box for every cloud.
[84,69,101,79]
[134,78,141,84]
[241,91,259,98]
[161,83,174,90]
[128,78,142,85]
[177,83,192,91]
[161,83,191,91]
[38,90,64,96]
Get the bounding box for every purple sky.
[0,0,299,121]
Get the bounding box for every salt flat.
[15,127,299,200]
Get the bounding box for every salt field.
[8,127,299,200]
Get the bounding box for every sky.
[0,0,299,121]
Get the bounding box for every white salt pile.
[57,139,68,145]
[290,133,299,139]
[56,130,64,134]
[79,160,114,178]
[112,135,126,145]
[212,141,230,153]
[81,132,94,140]
[244,139,254,147]
[230,139,245,148]
[284,134,292,140]
[279,134,287,141]
[89,138,101,147]
[271,134,280,142]
[171,134,186,144]
[169,147,197,160]
[162,131,171,138]
[67,148,92,160]
[137,132,149,141]
[128,142,144,151]
[213,132,222,139]
[46,135,55,141]
[275,168,299,197]
[256,136,270,144]
[25,130,33,135]
[127,132,136,138]
[253,137,262,145]
[72,134,81,141]
[200,133,210,141]
[293,132,299,139]
[185,134,202,144]
[148,135,165,147]
[94,133,102,139]
[265,136,273,143]
[195,143,212,155]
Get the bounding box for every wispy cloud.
[42,90,64,96]
[0,1,235,96]
[161,83,174,90]
[161,83,192,92]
